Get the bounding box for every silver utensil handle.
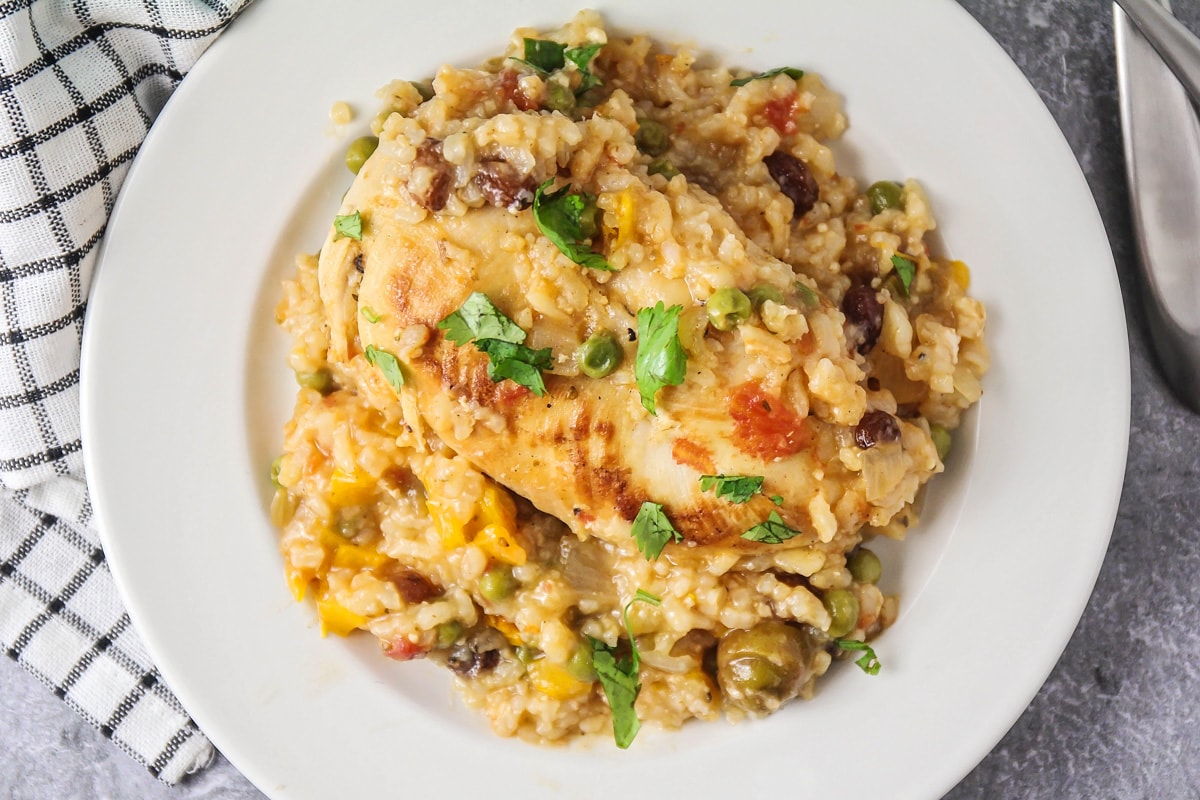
[1116,3,1200,411]
[1115,0,1200,105]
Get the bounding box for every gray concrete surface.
[4,1,1199,797]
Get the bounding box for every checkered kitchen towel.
[0,1,250,784]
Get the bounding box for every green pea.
[543,82,576,114]
[436,620,464,648]
[345,135,379,175]
[296,368,335,395]
[269,456,284,489]
[866,181,904,215]
[478,564,517,602]
[648,159,680,179]
[929,423,952,461]
[635,118,670,157]
[566,643,596,681]
[747,284,785,310]
[577,330,623,378]
[516,645,539,664]
[706,287,752,331]
[847,548,882,584]
[823,588,860,639]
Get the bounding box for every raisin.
[842,284,883,354]
[446,639,502,678]
[764,150,819,219]
[474,160,534,211]
[383,566,441,604]
[854,410,900,449]
[498,69,538,111]
[411,139,452,211]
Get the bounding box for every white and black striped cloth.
[0,1,250,784]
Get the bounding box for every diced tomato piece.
[728,381,810,460]
[764,92,799,136]
[384,638,428,661]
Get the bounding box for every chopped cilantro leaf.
[631,588,662,607]
[589,637,641,748]
[437,292,527,345]
[794,281,820,307]
[631,501,682,560]
[835,639,882,675]
[333,211,362,241]
[514,38,566,74]
[565,43,604,92]
[891,254,916,296]
[364,345,404,392]
[513,39,603,94]
[623,590,661,671]
[474,338,553,396]
[770,495,784,506]
[634,302,686,414]
[591,588,664,749]
[699,474,765,504]
[730,66,804,87]
[436,293,552,395]
[741,511,803,544]
[360,306,381,324]
[532,180,612,270]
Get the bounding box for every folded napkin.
[0,1,251,785]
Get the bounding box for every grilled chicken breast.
[318,105,940,553]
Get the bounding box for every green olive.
[543,82,576,114]
[295,368,335,395]
[847,548,882,584]
[823,588,860,638]
[635,118,670,157]
[436,620,464,648]
[866,180,904,215]
[929,422,952,461]
[747,284,785,310]
[716,621,819,715]
[706,288,752,331]
[345,135,380,175]
[478,564,517,602]
[577,330,624,378]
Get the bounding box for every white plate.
[80,1,1129,797]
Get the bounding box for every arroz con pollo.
[272,10,988,748]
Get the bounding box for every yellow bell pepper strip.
[328,466,376,506]
[950,259,971,289]
[466,482,527,565]
[316,592,367,637]
[529,659,591,700]
[425,496,468,549]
